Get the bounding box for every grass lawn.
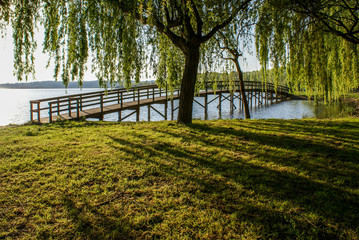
[345,92,359,100]
[0,119,358,239]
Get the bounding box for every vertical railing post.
[30,102,33,122]
[49,102,53,123]
[68,98,72,117]
[137,89,140,121]
[152,87,155,101]
[76,99,80,119]
[80,95,83,111]
[121,92,123,108]
[100,93,104,113]
[37,102,41,122]
[118,90,122,122]
[57,98,61,116]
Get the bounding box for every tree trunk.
[177,46,200,124]
[234,59,251,119]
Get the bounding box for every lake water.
[0,88,344,126]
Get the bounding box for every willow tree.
[0,0,254,124]
[214,13,256,119]
[256,0,359,102]
[288,0,359,44]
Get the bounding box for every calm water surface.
[0,88,344,126]
[0,88,101,126]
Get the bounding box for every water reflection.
[313,103,345,119]
[0,88,101,126]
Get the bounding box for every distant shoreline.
[0,80,120,89]
[0,80,155,89]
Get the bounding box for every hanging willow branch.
[256,1,359,102]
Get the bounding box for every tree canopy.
[256,0,359,102]
[1,0,254,124]
[1,0,359,123]
[288,0,359,44]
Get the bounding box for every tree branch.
[165,5,183,29]
[200,0,252,43]
[182,0,195,38]
[190,0,203,35]
[154,17,187,51]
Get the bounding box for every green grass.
[345,92,359,100]
[1,119,359,239]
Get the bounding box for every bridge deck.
[30,81,291,123]
[39,95,177,123]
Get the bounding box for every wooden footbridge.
[30,81,292,123]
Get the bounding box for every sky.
[0,27,260,84]
[0,27,97,84]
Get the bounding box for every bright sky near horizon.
[0,27,260,84]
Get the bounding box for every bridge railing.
[30,80,290,123]
[30,84,170,123]
[202,80,290,93]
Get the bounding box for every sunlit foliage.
[256,0,359,102]
[1,0,254,123]
[0,1,253,87]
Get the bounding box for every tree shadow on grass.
[189,122,359,166]
[154,124,358,191]
[61,194,134,240]
[106,129,359,239]
[236,119,359,147]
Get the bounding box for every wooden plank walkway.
[39,95,179,123]
[30,81,292,123]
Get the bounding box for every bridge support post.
[238,94,242,111]
[219,93,222,118]
[137,89,140,122]
[136,107,140,122]
[148,105,151,121]
[164,102,168,120]
[204,94,208,120]
[265,91,268,105]
[165,85,168,120]
[230,92,234,115]
[248,92,252,109]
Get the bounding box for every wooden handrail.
[31,81,291,123]
[32,84,158,102]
